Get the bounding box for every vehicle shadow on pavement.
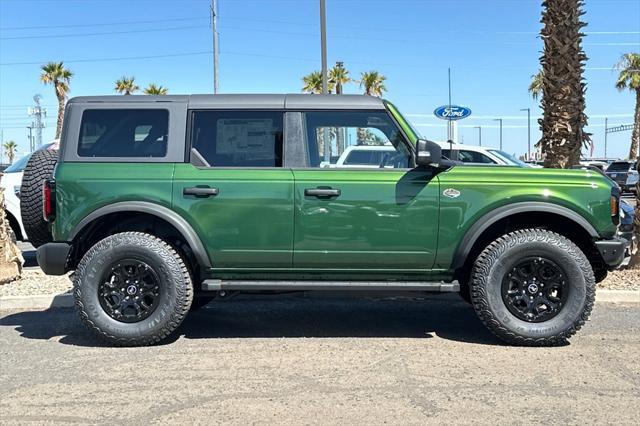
[0,295,504,347]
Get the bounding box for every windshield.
[384,101,422,143]
[4,153,32,173]
[488,150,528,167]
[607,162,633,172]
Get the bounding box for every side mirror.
[416,139,442,167]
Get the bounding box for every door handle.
[304,188,341,198]
[183,186,219,198]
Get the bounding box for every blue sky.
[1,0,639,160]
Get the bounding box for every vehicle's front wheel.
[470,229,595,346]
[74,232,193,346]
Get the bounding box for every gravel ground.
[0,270,72,297]
[600,268,640,291]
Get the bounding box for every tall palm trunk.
[538,0,590,168]
[630,88,640,160]
[55,86,65,139]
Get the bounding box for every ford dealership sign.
[434,105,472,121]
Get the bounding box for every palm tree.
[40,62,73,139]
[615,53,640,160]
[115,76,139,95]
[359,71,387,97]
[302,71,334,94]
[537,0,590,169]
[2,141,18,164]
[529,70,544,100]
[330,63,350,95]
[143,83,168,95]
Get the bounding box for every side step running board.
[201,280,460,292]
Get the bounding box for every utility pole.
[493,118,503,150]
[604,117,608,159]
[521,108,531,160]
[28,94,46,149]
[27,124,34,152]
[211,0,219,94]
[320,0,328,94]
[474,126,482,146]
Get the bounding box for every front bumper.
[36,242,71,276]
[595,237,631,270]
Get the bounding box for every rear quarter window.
[78,109,169,157]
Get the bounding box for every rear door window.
[78,109,169,157]
[189,110,284,167]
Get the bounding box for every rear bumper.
[36,242,71,276]
[595,237,631,270]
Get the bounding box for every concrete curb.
[0,293,73,310]
[596,290,640,304]
[0,289,639,311]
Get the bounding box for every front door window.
[304,111,411,169]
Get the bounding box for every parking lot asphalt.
[1,296,639,424]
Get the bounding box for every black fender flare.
[451,201,600,270]
[69,201,212,269]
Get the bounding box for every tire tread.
[470,228,595,347]
[73,232,193,346]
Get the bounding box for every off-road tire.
[74,232,193,346]
[20,149,58,248]
[470,229,595,346]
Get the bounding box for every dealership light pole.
[211,0,219,93]
[604,117,608,158]
[319,0,330,162]
[320,0,328,94]
[520,108,531,160]
[474,126,482,146]
[493,118,503,150]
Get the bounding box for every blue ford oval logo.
[434,105,472,121]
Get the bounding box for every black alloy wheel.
[501,257,569,323]
[98,259,161,323]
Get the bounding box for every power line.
[0,25,207,40]
[0,16,207,30]
[2,49,637,73]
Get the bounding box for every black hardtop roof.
[67,94,386,110]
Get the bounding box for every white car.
[1,141,58,241]
[333,145,399,168]
[331,142,531,169]
[437,141,532,167]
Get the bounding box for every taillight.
[43,179,56,222]
[610,186,620,226]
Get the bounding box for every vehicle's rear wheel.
[74,232,193,346]
[20,149,58,248]
[470,229,595,346]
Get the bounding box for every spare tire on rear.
[20,149,58,248]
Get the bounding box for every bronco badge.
[443,188,461,199]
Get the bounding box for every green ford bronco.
[25,94,629,346]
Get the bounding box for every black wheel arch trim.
[451,201,600,270]
[69,201,212,269]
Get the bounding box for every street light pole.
[320,0,328,94]
[211,0,219,94]
[474,126,482,146]
[604,117,608,159]
[520,108,531,160]
[493,118,503,150]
